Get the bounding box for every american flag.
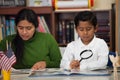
[0,44,16,71]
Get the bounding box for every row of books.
[94,11,110,44]
[0,16,16,41]
[0,0,94,10]
[27,0,52,7]
[96,24,110,43]
[57,20,78,44]
[0,0,52,7]
[57,20,110,45]
[0,16,50,41]
[28,0,94,8]
[37,16,50,33]
[0,0,26,7]
[97,26,110,32]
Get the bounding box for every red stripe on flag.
[0,52,16,71]
[1,55,16,70]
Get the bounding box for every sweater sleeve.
[43,34,62,68]
[0,35,15,51]
[0,38,6,51]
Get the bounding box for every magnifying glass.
[79,49,93,62]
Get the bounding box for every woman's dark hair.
[13,8,38,62]
[74,11,97,29]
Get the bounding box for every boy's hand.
[70,60,80,69]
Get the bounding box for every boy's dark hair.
[74,11,97,28]
[13,8,38,63]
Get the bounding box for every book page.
[29,68,111,77]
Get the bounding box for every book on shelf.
[1,16,6,39]
[66,22,71,43]
[40,16,50,33]
[0,16,2,41]
[27,0,52,7]
[37,16,50,33]
[0,28,2,41]
[57,21,63,43]
[0,16,16,39]
[61,20,66,44]
[65,20,75,43]
[6,16,16,36]
[15,0,26,6]
[97,26,110,32]
[9,17,16,35]
[0,0,26,7]
[5,19,11,36]
[37,16,46,33]
[57,20,78,44]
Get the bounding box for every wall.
[92,0,115,10]
[116,0,120,53]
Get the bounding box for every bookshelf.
[93,10,113,51]
[0,6,55,39]
[0,7,53,15]
[0,7,115,51]
[54,9,115,51]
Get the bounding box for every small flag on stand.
[0,42,16,80]
[0,44,16,71]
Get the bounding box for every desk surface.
[11,73,119,80]
[1,68,120,80]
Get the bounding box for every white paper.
[56,1,88,8]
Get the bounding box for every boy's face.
[76,21,97,45]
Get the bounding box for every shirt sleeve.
[80,40,109,70]
[60,43,74,69]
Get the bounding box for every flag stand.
[2,69,11,80]
[0,40,16,80]
[2,41,11,80]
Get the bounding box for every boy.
[60,11,109,71]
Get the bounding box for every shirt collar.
[78,35,96,48]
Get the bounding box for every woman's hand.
[70,60,80,69]
[31,61,46,70]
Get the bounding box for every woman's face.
[76,21,97,45]
[17,20,36,40]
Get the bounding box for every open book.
[29,68,112,77]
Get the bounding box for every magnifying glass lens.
[81,51,92,58]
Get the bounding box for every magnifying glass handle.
[79,59,82,62]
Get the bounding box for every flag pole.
[6,40,8,50]
[2,40,11,80]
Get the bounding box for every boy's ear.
[95,24,98,32]
[75,27,78,33]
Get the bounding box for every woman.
[0,8,62,70]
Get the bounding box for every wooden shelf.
[0,6,53,15]
[55,9,115,51]
[0,6,56,39]
[0,6,115,51]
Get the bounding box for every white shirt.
[60,36,109,71]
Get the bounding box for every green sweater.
[0,32,62,69]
